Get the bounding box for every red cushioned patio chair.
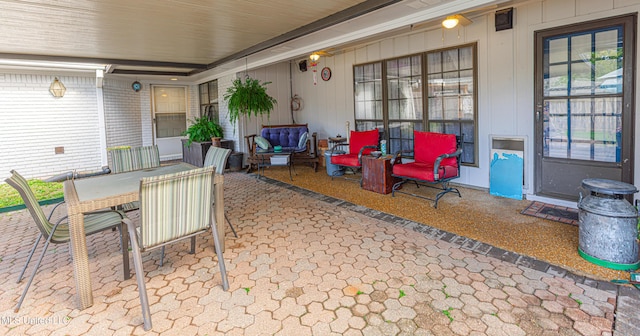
[330,129,379,185]
[391,131,462,208]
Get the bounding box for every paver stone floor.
[0,171,632,335]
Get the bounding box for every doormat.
[521,201,579,226]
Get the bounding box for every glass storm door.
[534,16,635,200]
[152,86,187,160]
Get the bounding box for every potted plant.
[224,76,277,126]
[181,116,224,167]
[182,116,223,146]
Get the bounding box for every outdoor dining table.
[63,162,225,310]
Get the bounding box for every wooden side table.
[362,155,399,194]
[328,136,347,149]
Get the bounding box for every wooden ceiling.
[0,0,403,76]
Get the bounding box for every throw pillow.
[255,136,271,150]
[298,131,308,149]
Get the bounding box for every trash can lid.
[582,178,638,195]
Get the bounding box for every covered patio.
[0,169,638,335]
[2,0,640,334]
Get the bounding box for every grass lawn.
[0,179,64,208]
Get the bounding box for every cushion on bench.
[261,126,308,151]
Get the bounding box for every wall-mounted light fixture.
[442,16,459,29]
[309,53,321,85]
[49,77,66,97]
[442,14,472,29]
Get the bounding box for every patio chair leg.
[15,227,58,313]
[160,247,165,267]
[391,180,407,197]
[124,219,152,331]
[433,182,461,209]
[190,237,196,254]
[209,219,229,291]
[225,214,238,238]
[118,224,131,280]
[17,233,43,283]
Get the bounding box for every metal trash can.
[578,178,640,270]
[325,150,346,176]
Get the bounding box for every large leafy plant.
[224,76,277,126]
[182,116,223,146]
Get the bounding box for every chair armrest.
[390,150,412,166]
[330,143,349,154]
[47,200,66,221]
[310,132,318,156]
[244,134,258,155]
[86,209,126,218]
[433,148,463,180]
[56,209,125,227]
[358,145,378,164]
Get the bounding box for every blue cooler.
[325,150,346,176]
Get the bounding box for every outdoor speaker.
[495,8,513,31]
[298,60,308,72]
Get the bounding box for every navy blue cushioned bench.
[245,124,318,172]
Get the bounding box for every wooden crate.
[362,155,400,194]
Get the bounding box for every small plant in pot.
[182,116,224,146]
[224,76,277,127]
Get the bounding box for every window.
[426,44,477,165]
[542,27,623,162]
[354,62,383,132]
[153,86,187,138]
[353,43,477,165]
[199,79,219,121]
[387,55,423,156]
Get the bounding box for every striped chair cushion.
[136,145,161,169]
[204,147,232,174]
[6,170,51,235]
[111,145,160,173]
[110,148,136,174]
[138,166,215,249]
[111,145,159,211]
[5,170,125,244]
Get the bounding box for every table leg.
[288,155,293,181]
[68,213,93,309]
[121,223,130,280]
[214,177,225,252]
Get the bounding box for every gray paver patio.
[0,171,636,335]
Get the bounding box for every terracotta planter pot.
[211,137,222,147]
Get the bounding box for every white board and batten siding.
[286,0,640,195]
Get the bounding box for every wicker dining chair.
[123,166,229,331]
[203,146,238,238]
[5,170,127,313]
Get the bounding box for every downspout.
[289,60,295,124]
[96,72,108,167]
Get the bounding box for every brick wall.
[0,73,103,180]
[103,78,143,148]
[218,74,239,152]
[0,74,201,180]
